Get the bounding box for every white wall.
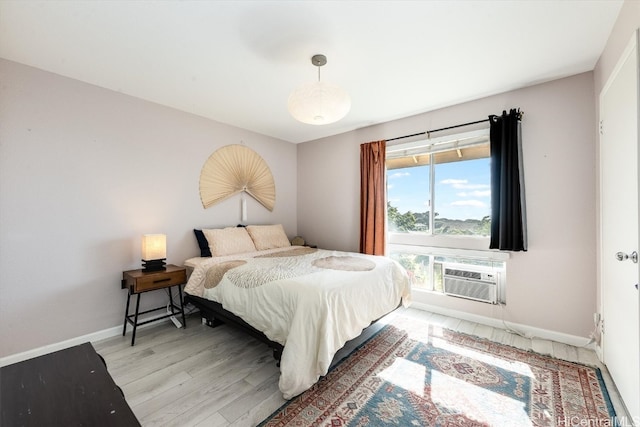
[298,72,597,338]
[594,0,640,92]
[0,59,297,358]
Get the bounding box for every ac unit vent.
[443,263,499,304]
[444,267,483,280]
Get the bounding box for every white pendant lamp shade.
[288,54,351,125]
[288,81,351,125]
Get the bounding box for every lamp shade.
[141,234,166,260]
[287,81,351,125]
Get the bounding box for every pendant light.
[287,54,351,125]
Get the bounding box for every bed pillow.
[193,229,212,257]
[203,227,257,257]
[246,224,291,251]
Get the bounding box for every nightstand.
[122,264,187,346]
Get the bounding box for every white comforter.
[183,246,411,399]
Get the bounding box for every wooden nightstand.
[122,264,187,346]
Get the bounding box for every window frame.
[386,128,492,250]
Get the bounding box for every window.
[386,129,491,237]
[386,129,507,299]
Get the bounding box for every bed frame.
[183,294,284,362]
[184,293,400,368]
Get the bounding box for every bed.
[182,225,411,399]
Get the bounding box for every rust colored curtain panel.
[360,140,387,255]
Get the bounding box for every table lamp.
[141,234,166,272]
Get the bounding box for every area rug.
[259,317,617,426]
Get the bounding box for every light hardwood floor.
[94,307,629,427]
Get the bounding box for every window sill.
[411,287,454,298]
[388,242,509,262]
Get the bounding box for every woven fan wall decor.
[199,144,276,211]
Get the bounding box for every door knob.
[615,251,638,263]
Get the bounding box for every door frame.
[597,28,640,420]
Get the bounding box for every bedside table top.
[123,264,185,278]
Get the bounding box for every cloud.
[451,200,487,208]
[441,178,490,190]
[441,179,467,185]
[389,172,410,179]
[456,190,491,198]
[456,184,490,190]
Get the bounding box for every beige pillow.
[203,227,257,257]
[246,224,291,250]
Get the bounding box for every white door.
[600,30,640,421]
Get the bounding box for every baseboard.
[3,302,591,367]
[0,303,201,368]
[0,327,118,368]
[0,317,172,368]
[410,301,594,349]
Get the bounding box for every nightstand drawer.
[132,269,186,292]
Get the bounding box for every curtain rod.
[386,118,489,143]
[386,110,523,143]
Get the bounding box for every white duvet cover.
[183,246,411,399]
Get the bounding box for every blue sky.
[387,158,491,220]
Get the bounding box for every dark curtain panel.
[360,140,387,255]
[489,109,527,251]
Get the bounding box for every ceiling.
[0,1,623,144]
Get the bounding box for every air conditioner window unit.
[442,263,500,304]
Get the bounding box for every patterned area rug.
[259,317,616,426]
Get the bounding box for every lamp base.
[141,259,166,272]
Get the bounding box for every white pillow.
[203,227,257,257]
[246,224,291,250]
